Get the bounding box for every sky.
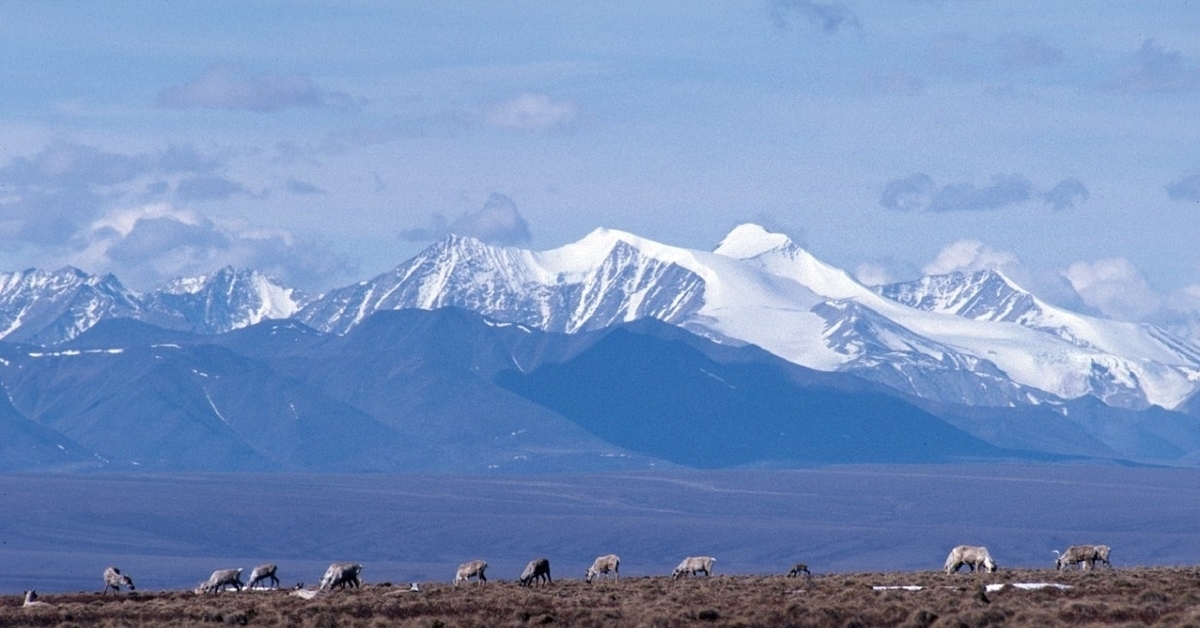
[2,1,1199,338]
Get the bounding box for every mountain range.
[2,224,1199,472]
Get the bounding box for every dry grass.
[4,567,1200,628]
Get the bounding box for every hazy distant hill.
[4,306,1199,472]
[495,326,1012,466]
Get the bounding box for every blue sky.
[2,2,1199,336]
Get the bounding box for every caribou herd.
[16,542,1117,604]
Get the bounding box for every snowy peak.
[291,226,1200,410]
[877,269,1043,324]
[0,225,1197,414]
[713,223,794,259]
[150,267,307,333]
[0,265,308,344]
[295,231,708,336]
[715,224,871,301]
[0,266,142,344]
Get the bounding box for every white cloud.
[853,262,894,287]
[484,93,577,131]
[923,240,1020,276]
[68,204,348,291]
[1063,258,1161,322]
[1158,284,1200,341]
[86,203,201,238]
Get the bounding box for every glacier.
[294,223,1200,411]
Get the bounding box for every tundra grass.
[3,567,1199,628]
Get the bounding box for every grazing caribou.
[102,567,135,595]
[672,556,715,579]
[454,560,487,586]
[196,568,244,594]
[319,563,362,591]
[944,546,997,574]
[1055,545,1113,570]
[787,562,812,578]
[248,563,280,589]
[519,558,552,587]
[586,554,620,583]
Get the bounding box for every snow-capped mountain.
[297,224,1200,411]
[145,266,309,335]
[296,232,710,336]
[875,269,1200,409]
[880,270,1041,322]
[0,267,143,345]
[0,266,305,344]
[2,224,1197,412]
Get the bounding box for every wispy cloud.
[286,178,326,195]
[923,240,1020,276]
[924,32,1065,81]
[483,93,577,132]
[880,173,1087,212]
[1160,284,1200,341]
[1105,39,1200,93]
[1063,257,1161,321]
[929,174,1029,212]
[0,139,362,289]
[175,176,252,203]
[157,63,354,112]
[400,193,532,246]
[770,0,861,34]
[1166,172,1200,202]
[1040,179,1089,210]
[1060,256,1200,330]
[861,71,927,96]
[0,141,223,247]
[72,204,352,291]
[991,34,1064,70]
[917,240,1087,312]
[879,173,936,212]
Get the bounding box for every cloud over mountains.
[400,193,533,246]
[157,63,354,112]
[1106,39,1200,94]
[879,173,1088,212]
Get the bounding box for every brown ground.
[4,567,1200,628]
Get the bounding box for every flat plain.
[0,464,1197,596]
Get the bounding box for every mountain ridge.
[0,307,1106,473]
[2,225,1198,414]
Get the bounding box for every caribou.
[319,563,363,591]
[1055,545,1113,570]
[787,562,812,578]
[248,563,280,589]
[944,545,997,574]
[23,590,51,608]
[454,560,488,586]
[195,568,244,594]
[672,556,716,579]
[585,554,620,583]
[102,566,135,595]
[519,558,552,587]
